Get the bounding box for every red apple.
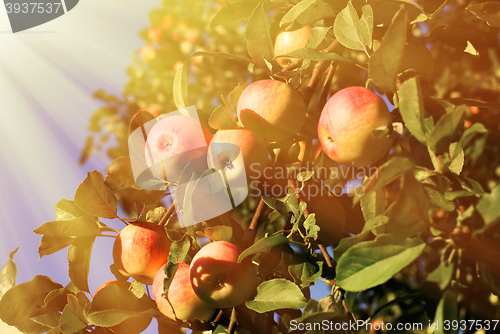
[318,87,394,167]
[145,115,212,182]
[94,280,152,334]
[189,241,258,309]
[207,128,268,187]
[113,222,171,285]
[274,25,311,69]
[237,80,307,142]
[153,262,216,322]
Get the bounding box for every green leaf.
[369,6,407,91]
[74,171,118,219]
[362,215,389,235]
[386,172,430,237]
[280,0,335,30]
[427,106,465,154]
[307,27,331,49]
[130,280,146,299]
[360,5,374,49]
[59,294,87,334]
[281,48,352,64]
[289,295,341,324]
[427,261,454,291]
[361,186,385,222]
[0,275,63,334]
[433,290,458,334]
[336,235,426,291]
[477,183,500,226]
[448,143,464,175]
[452,123,488,157]
[288,261,323,288]
[33,217,101,238]
[398,77,427,144]
[209,104,238,130]
[191,51,254,63]
[238,234,289,263]
[54,199,96,222]
[467,1,500,27]
[425,186,455,212]
[37,236,74,259]
[0,248,18,299]
[86,284,156,328]
[333,1,366,51]
[68,237,95,292]
[196,225,233,242]
[246,3,274,72]
[333,229,374,261]
[209,0,260,29]
[303,213,320,239]
[105,157,136,191]
[173,62,188,110]
[297,171,314,182]
[356,156,414,204]
[246,279,307,313]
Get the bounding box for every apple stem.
[158,201,176,227]
[227,307,237,334]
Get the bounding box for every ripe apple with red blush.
[207,127,268,187]
[237,80,307,142]
[145,115,212,181]
[153,262,216,322]
[189,241,258,309]
[318,86,394,167]
[113,221,171,285]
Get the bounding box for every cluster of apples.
[97,221,257,330]
[96,23,398,332]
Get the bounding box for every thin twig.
[244,198,267,247]
[302,39,340,106]
[227,307,237,334]
[249,198,266,232]
[158,201,175,227]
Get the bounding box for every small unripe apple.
[113,222,171,285]
[153,262,216,322]
[274,25,311,69]
[94,280,152,334]
[207,128,268,187]
[189,241,258,309]
[145,115,212,182]
[237,80,307,142]
[318,87,394,167]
